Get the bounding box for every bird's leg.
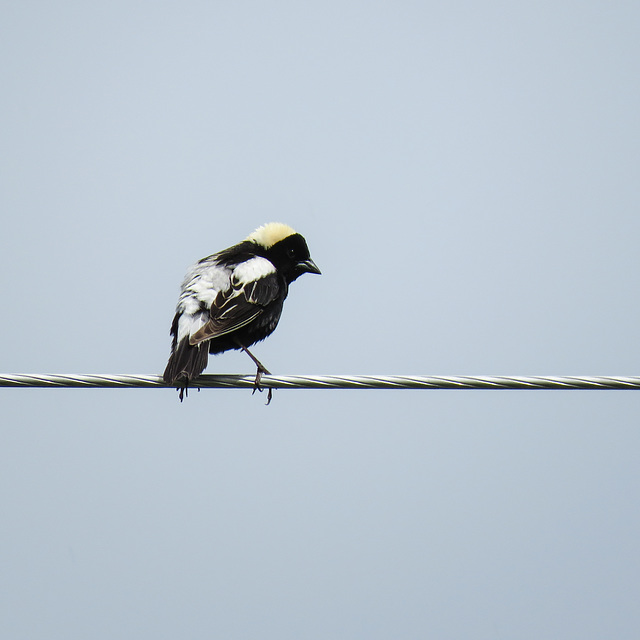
[240,345,271,383]
[234,340,273,402]
[245,346,274,405]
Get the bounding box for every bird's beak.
[298,258,321,275]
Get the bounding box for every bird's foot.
[236,342,274,405]
[252,364,274,404]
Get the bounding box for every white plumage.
[233,256,277,284]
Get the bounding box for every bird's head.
[248,223,321,283]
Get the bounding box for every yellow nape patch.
[246,222,297,248]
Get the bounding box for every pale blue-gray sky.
[1,1,640,638]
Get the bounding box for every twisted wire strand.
[1,373,640,390]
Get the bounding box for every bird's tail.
[163,337,209,392]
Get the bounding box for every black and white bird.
[163,223,320,399]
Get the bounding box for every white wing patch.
[233,256,276,284]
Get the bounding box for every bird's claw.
[251,366,274,405]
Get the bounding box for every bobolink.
[163,222,320,400]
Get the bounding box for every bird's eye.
[287,248,296,258]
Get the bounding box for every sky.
[1,1,639,638]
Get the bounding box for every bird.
[163,222,321,400]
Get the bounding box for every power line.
[1,373,640,390]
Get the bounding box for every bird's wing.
[189,258,281,346]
